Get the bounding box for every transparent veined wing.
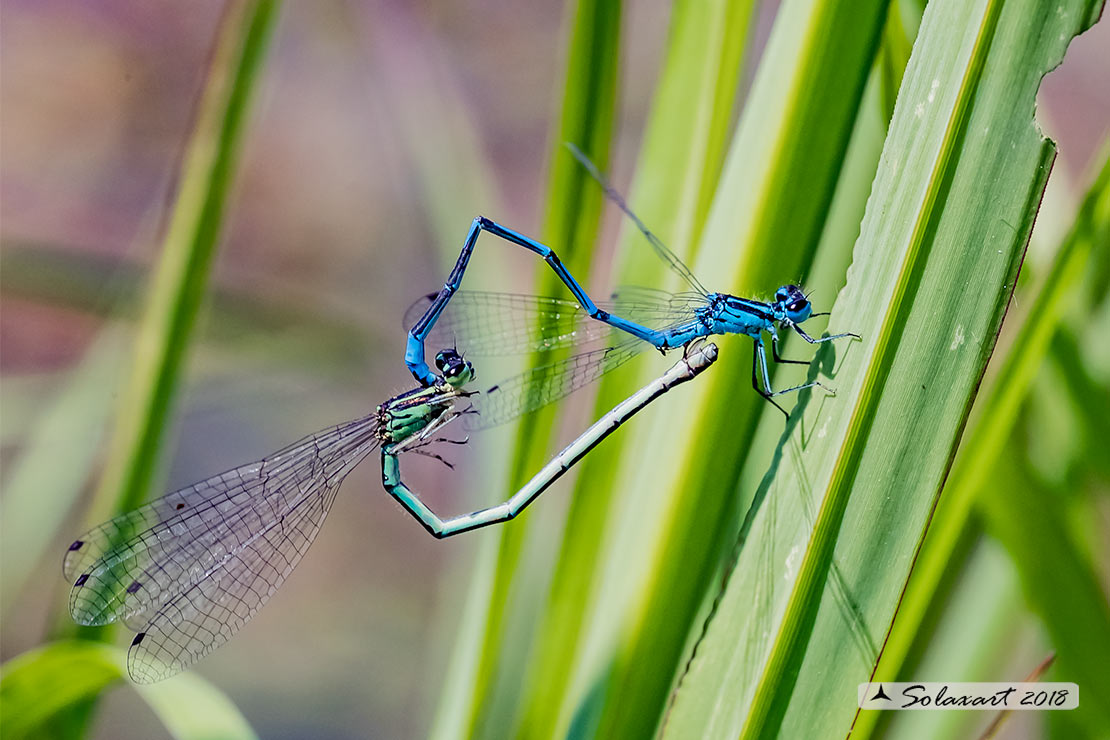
[465,338,647,430]
[126,479,338,682]
[402,288,704,358]
[402,291,611,356]
[63,413,381,681]
[564,142,710,296]
[607,287,712,324]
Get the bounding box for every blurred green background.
[1,3,674,738]
[1,1,1107,739]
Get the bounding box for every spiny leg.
[753,340,789,418]
[400,421,471,469]
[761,341,835,397]
[432,436,469,446]
[408,448,455,469]
[387,408,463,456]
[753,340,835,417]
[405,216,671,385]
[415,411,463,443]
[790,323,861,345]
[769,326,811,366]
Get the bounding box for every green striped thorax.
[377,349,474,448]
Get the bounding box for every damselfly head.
[773,284,812,324]
[435,349,475,387]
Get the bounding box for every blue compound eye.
[435,349,462,371]
[434,349,473,382]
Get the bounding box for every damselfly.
[405,145,859,417]
[63,343,717,682]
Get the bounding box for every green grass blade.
[566,1,891,736]
[509,0,761,735]
[881,538,1036,740]
[0,643,124,740]
[0,239,380,363]
[40,3,279,734]
[662,0,1103,737]
[610,0,760,283]
[451,2,623,736]
[980,447,1110,734]
[0,642,256,740]
[877,0,918,123]
[81,0,280,523]
[0,333,125,616]
[854,144,1110,740]
[361,11,512,740]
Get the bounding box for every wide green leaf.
[510,0,761,735]
[979,446,1110,735]
[571,0,891,736]
[38,3,279,735]
[0,642,256,740]
[0,333,125,615]
[77,0,280,526]
[663,0,1102,737]
[437,2,624,737]
[856,145,1110,740]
